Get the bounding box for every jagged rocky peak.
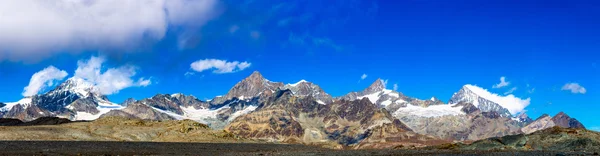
[221,71,283,101]
[552,111,585,129]
[516,112,533,123]
[283,80,333,104]
[448,84,512,118]
[121,98,136,106]
[535,114,550,120]
[363,78,386,94]
[51,77,97,96]
[521,112,585,134]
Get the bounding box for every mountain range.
[0,71,586,148]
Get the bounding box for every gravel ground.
[0,141,594,156]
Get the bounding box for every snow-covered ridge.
[50,77,98,98]
[357,89,399,106]
[1,97,33,111]
[287,80,308,87]
[394,103,464,118]
[463,84,530,115]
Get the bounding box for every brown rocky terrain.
[0,116,248,143]
[435,126,600,152]
[226,89,449,149]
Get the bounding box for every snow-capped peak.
[363,78,386,94]
[449,84,530,116]
[51,77,98,97]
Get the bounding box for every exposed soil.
[0,141,593,156]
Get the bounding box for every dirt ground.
[0,141,593,156]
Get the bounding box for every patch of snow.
[380,100,392,107]
[71,100,124,120]
[394,104,465,118]
[463,84,530,115]
[181,106,227,123]
[511,117,520,121]
[431,97,435,101]
[358,91,381,104]
[171,93,182,97]
[151,107,186,120]
[316,100,325,105]
[155,105,240,124]
[395,99,407,104]
[367,118,392,129]
[288,80,308,87]
[228,105,257,121]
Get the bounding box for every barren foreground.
[0,141,592,156]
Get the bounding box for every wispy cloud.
[561,83,586,94]
[74,56,151,95]
[190,59,251,74]
[504,87,517,95]
[493,76,510,88]
[22,66,68,96]
[393,83,398,91]
[361,74,368,80]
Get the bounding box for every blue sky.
[0,0,598,130]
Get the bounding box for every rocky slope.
[0,116,249,143]
[393,102,524,141]
[521,112,585,134]
[226,89,447,149]
[451,126,600,151]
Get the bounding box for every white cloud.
[361,74,368,80]
[237,62,252,71]
[465,85,531,115]
[22,66,68,96]
[561,83,586,94]
[504,87,517,95]
[382,79,389,88]
[393,83,398,91]
[0,0,219,61]
[492,76,510,88]
[74,56,151,95]
[184,71,195,77]
[190,59,252,74]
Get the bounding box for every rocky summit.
[0,71,589,150]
